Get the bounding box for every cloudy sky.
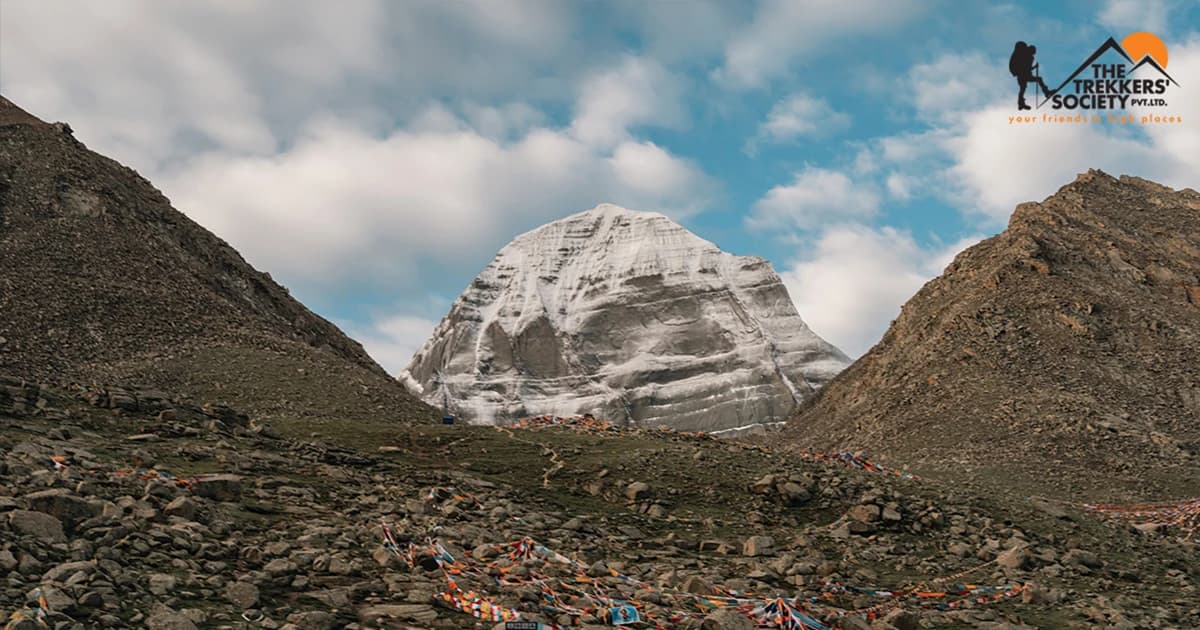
[2,0,1197,369]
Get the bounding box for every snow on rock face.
[404,204,849,432]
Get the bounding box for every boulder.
[625,482,651,501]
[0,549,18,571]
[286,611,337,629]
[23,489,102,528]
[847,504,882,523]
[163,496,198,520]
[145,611,198,630]
[997,545,1032,570]
[750,474,776,495]
[778,481,811,505]
[192,474,243,501]
[42,560,96,583]
[8,509,65,542]
[681,575,711,594]
[148,573,177,595]
[742,535,774,557]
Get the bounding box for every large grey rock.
[226,581,259,609]
[42,560,97,582]
[148,573,177,595]
[27,585,74,611]
[145,611,198,630]
[8,509,65,541]
[192,475,243,501]
[0,549,18,571]
[405,205,848,432]
[742,535,774,557]
[286,611,336,629]
[24,488,103,525]
[997,545,1032,570]
[625,482,651,501]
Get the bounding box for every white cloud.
[461,102,547,141]
[878,131,947,163]
[716,0,929,88]
[747,167,880,231]
[159,105,713,296]
[608,142,713,214]
[349,315,439,375]
[0,0,395,169]
[570,56,686,147]
[609,0,746,63]
[946,106,1159,220]
[0,0,584,171]
[858,130,955,208]
[904,52,1009,118]
[1,2,718,347]
[852,148,880,175]
[750,93,851,149]
[782,226,982,356]
[1099,0,1170,34]
[886,173,913,200]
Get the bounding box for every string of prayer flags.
[1082,498,1200,543]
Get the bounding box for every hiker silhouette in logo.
[1009,41,1052,110]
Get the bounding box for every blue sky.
[3,0,1198,368]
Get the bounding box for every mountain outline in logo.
[1010,32,1178,112]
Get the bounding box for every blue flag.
[610,604,641,625]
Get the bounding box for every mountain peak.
[515,204,694,248]
[1008,170,1196,232]
[406,207,848,431]
[579,202,664,219]
[498,204,722,287]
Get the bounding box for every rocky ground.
[2,377,1198,629]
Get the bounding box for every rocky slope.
[405,205,848,432]
[0,96,435,425]
[2,378,1197,629]
[788,171,1200,497]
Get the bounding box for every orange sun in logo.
[1122,31,1168,67]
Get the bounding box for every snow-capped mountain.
[403,204,849,432]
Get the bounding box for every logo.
[1008,32,1182,125]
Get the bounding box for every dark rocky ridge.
[787,170,1200,498]
[0,95,435,425]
